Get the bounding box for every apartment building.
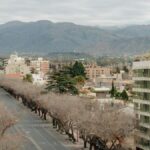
[133,60,150,150]
[85,64,112,80]
[30,57,49,75]
[5,53,30,78]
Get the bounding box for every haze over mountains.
[0,20,150,57]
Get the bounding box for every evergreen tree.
[46,70,78,95]
[123,66,129,73]
[46,61,87,95]
[121,90,129,101]
[110,81,117,97]
[71,61,86,78]
[74,75,85,85]
[115,66,120,74]
[23,74,33,83]
[115,91,121,99]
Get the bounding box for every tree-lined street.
[0,88,69,150]
[0,76,135,150]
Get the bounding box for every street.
[0,88,70,150]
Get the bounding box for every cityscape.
[0,0,150,150]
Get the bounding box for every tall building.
[133,60,150,150]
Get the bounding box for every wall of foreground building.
[133,61,150,150]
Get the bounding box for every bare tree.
[0,76,135,150]
[78,104,135,150]
[0,103,21,150]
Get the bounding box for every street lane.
[0,88,69,150]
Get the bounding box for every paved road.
[0,88,69,150]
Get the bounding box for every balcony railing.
[133,77,150,81]
[135,130,150,140]
[140,108,150,113]
[140,122,150,129]
[133,88,150,93]
[133,99,150,105]
[133,61,150,70]
[134,85,150,89]
[135,109,150,117]
[133,73,150,77]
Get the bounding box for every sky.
[0,0,150,26]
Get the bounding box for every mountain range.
[0,20,150,56]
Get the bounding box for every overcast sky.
[0,0,150,26]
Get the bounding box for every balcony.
[140,107,150,113]
[135,130,150,150]
[135,130,150,141]
[135,109,150,117]
[133,61,150,70]
[133,88,150,93]
[133,99,150,105]
[133,77,150,81]
[140,122,150,129]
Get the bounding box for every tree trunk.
[76,129,79,142]
[43,111,47,120]
[84,140,87,148]
[71,125,76,143]
[89,143,92,150]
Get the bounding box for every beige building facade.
[5,53,30,78]
[30,58,49,75]
[85,64,112,80]
[133,60,150,150]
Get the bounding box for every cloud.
[0,0,150,26]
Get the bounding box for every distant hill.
[47,52,95,61]
[0,20,150,56]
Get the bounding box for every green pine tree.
[23,74,33,83]
[121,90,129,101]
[46,61,87,95]
[71,61,86,78]
[110,81,117,98]
[46,70,78,95]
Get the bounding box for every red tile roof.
[5,73,23,79]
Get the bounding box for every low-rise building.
[92,87,110,98]
[32,74,46,86]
